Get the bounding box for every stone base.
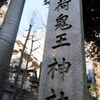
[2,85,15,100]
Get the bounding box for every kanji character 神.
[48,58,71,81]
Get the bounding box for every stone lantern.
[25,68,39,100]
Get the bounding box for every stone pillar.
[38,0,88,100]
[0,0,25,99]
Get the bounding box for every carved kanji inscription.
[55,0,71,11]
[55,14,72,30]
[48,58,71,81]
[52,33,70,49]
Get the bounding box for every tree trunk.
[13,24,32,100]
[0,0,25,99]
[18,35,34,100]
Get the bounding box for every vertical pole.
[0,0,26,99]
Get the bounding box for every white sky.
[17,0,49,38]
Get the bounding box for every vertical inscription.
[46,0,72,99]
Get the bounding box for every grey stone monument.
[38,0,88,100]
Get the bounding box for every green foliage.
[10,82,14,88]
[17,88,27,97]
[21,89,27,97]
[89,85,97,99]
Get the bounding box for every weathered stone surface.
[38,0,88,100]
